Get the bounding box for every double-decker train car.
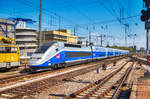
[30,41,129,70]
[0,44,20,69]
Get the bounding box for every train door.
[5,47,11,68]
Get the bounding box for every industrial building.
[42,29,77,44]
[16,28,37,58]
[16,21,37,58]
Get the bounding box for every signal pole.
[146,10,149,73]
[146,29,149,54]
[141,0,150,70]
[145,1,150,59]
[125,26,127,46]
[100,35,103,47]
[124,24,129,46]
[142,0,150,54]
[89,30,91,45]
[39,0,42,47]
[145,0,149,54]
[99,35,106,47]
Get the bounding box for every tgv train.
[29,41,129,70]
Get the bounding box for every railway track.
[130,55,147,65]
[0,56,125,88]
[0,56,126,99]
[64,62,135,99]
[45,60,128,99]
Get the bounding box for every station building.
[15,20,38,59]
[16,28,37,58]
[42,29,77,44]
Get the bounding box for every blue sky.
[0,0,146,49]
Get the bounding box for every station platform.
[130,62,150,99]
[136,78,150,99]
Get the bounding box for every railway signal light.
[141,9,149,21]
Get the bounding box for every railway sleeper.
[1,57,126,99]
[0,93,17,98]
[66,62,128,99]
[98,66,133,99]
[94,66,132,99]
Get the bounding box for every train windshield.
[35,41,57,53]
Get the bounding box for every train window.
[109,52,113,54]
[64,43,81,48]
[95,48,105,52]
[66,52,91,58]
[0,47,5,53]
[11,47,18,53]
[0,47,2,53]
[35,41,57,53]
[5,47,11,53]
[99,54,106,57]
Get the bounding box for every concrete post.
[113,61,116,66]
[96,68,100,73]
[102,64,106,70]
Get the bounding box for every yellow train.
[0,44,20,69]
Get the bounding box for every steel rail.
[95,63,134,99]
[81,62,130,99]
[130,56,147,65]
[111,63,133,99]
[63,61,128,99]
[0,56,125,87]
[0,56,125,99]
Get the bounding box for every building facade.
[42,29,77,44]
[16,28,37,58]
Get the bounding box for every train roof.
[42,41,129,52]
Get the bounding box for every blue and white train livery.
[30,41,129,70]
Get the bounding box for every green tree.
[107,45,134,52]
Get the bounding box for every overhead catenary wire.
[20,0,139,28]
[8,0,140,46]
[105,0,120,21]
[97,0,121,23]
[22,0,75,25]
[76,14,140,26]
[116,0,123,10]
[63,0,93,23]
[50,1,97,10]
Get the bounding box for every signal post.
[141,0,150,74]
